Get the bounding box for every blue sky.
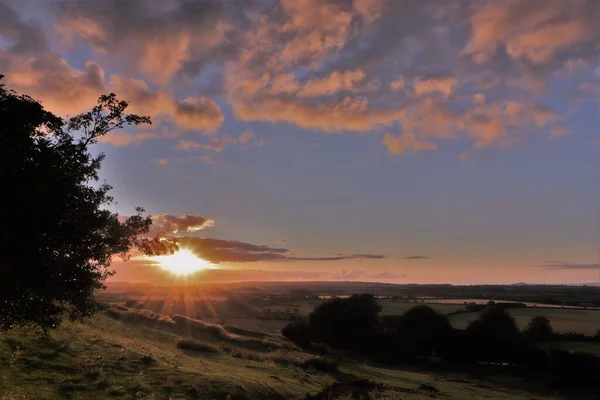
[3,0,600,284]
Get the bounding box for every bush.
[282,321,312,346]
[465,306,523,364]
[547,349,600,387]
[397,305,455,359]
[309,294,382,350]
[177,338,220,353]
[523,316,553,342]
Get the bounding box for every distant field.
[450,308,600,335]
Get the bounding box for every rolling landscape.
[2,0,600,398]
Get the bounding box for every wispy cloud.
[540,261,600,270]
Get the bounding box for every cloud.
[549,127,571,138]
[175,135,236,152]
[298,69,366,97]
[152,214,215,234]
[239,129,255,144]
[404,256,429,260]
[5,0,600,155]
[540,261,600,270]
[99,132,157,147]
[175,237,385,264]
[194,155,216,165]
[414,76,458,99]
[365,270,406,280]
[381,133,437,155]
[331,269,365,280]
[152,158,168,165]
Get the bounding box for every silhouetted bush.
[547,349,600,387]
[523,316,553,342]
[396,305,455,359]
[282,321,312,346]
[465,306,523,364]
[177,338,220,353]
[309,294,382,350]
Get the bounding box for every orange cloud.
[175,135,236,152]
[463,1,600,65]
[152,214,214,234]
[99,132,158,147]
[298,69,366,97]
[381,133,437,155]
[414,77,458,99]
[239,129,254,144]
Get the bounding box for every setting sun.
[149,249,213,276]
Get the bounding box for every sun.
[149,248,213,276]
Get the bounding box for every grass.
[449,308,600,335]
[2,308,598,399]
[176,338,221,353]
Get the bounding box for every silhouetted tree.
[0,76,174,331]
[309,294,382,349]
[397,305,455,358]
[523,316,553,342]
[282,321,311,346]
[466,306,522,364]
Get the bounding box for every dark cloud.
[405,256,429,260]
[540,261,600,270]
[175,237,385,264]
[152,214,214,234]
[0,2,48,55]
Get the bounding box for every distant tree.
[282,321,311,346]
[309,294,382,349]
[0,76,174,331]
[523,316,553,342]
[466,306,522,364]
[397,305,455,358]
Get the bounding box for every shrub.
[310,342,331,355]
[177,338,220,353]
[466,306,523,364]
[309,294,382,350]
[282,321,312,346]
[397,305,455,359]
[523,316,553,342]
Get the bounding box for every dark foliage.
[396,305,455,359]
[547,349,600,388]
[523,316,553,342]
[282,321,312,346]
[465,306,523,364]
[308,294,382,349]
[0,76,176,331]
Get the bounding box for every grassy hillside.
[0,309,595,400]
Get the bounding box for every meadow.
[448,307,600,336]
[1,308,594,400]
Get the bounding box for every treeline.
[282,294,600,388]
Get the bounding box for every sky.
[2,0,600,285]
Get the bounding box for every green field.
[1,310,590,399]
[449,308,600,335]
